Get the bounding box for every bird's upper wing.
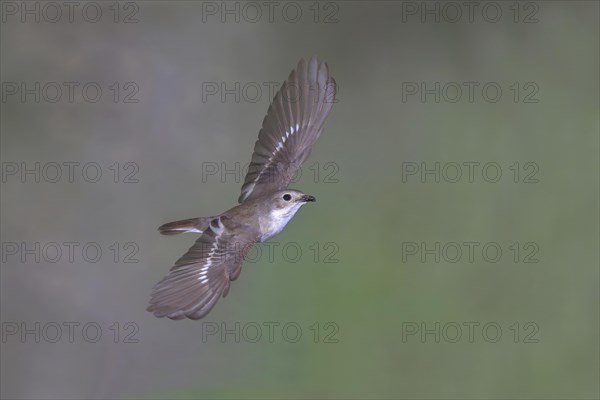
[147,216,255,320]
[238,57,336,203]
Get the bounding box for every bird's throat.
[258,205,303,242]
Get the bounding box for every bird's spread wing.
[147,216,254,320]
[238,57,336,203]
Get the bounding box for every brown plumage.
[148,57,336,320]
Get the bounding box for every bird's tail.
[158,217,213,235]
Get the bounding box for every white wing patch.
[250,123,301,192]
[209,217,225,235]
[198,217,224,280]
[199,264,209,278]
[279,123,301,146]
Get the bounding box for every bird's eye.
[283,194,292,201]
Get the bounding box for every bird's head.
[268,189,316,218]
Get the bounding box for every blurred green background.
[1,1,598,399]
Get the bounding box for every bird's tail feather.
[158,217,212,235]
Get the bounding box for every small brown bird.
[148,57,336,320]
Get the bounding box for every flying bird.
[148,57,336,320]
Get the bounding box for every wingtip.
[296,56,329,72]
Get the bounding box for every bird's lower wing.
[148,216,254,320]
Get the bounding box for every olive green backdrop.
[1,1,598,399]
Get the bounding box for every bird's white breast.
[258,205,303,242]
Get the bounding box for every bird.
[147,57,336,320]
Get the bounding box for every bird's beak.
[300,194,316,202]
